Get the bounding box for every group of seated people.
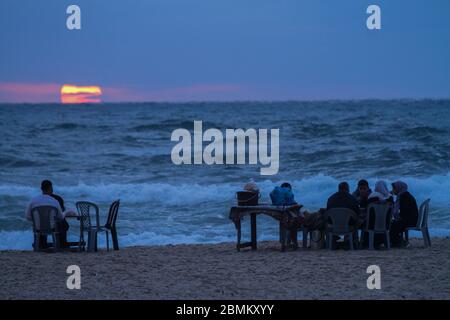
[244,179,419,248]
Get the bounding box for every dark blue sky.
[1,0,449,102]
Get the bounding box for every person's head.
[244,181,259,193]
[357,179,370,197]
[391,181,408,196]
[374,180,390,198]
[338,182,350,193]
[40,180,53,195]
[281,182,292,191]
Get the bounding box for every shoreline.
[1,237,450,300]
[2,232,450,252]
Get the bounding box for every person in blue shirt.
[270,182,300,207]
[270,182,304,247]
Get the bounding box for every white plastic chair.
[405,199,431,247]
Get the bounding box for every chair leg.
[106,231,110,251]
[53,233,61,252]
[385,231,391,250]
[79,230,84,252]
[302,229,308,249]
[326,232,332,250]
[359,231,365,249]
[368,231,375,250]
[87,230,92,252]
[422,228,431,247]
[353,231,359,249]
[88,230,97,252]
[111,227,119,250]
[405,230,409,242]
[348,233,354,250]
[33,234,39,252]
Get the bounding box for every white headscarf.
[368,180,390,201]
[244,181,259,193]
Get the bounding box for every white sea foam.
[1,228,449,251]
[1,173,450,250]
[1,173,450,207]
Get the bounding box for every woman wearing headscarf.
[389,181,419,247]
[367,180,393,205]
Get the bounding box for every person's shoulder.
[367,196,380,204]
[51,194,63,201]
[42,195,61,207]
[50,194,64,206]
[327,192,337,200]
[346,192,358,201]
[405,191,415,198]
[400,191,414,200]
[30,194,45,203]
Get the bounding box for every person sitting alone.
[25,180,70,249]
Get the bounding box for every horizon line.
[1,97,450,105]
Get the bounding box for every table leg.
[280,221,287,252]
[251,213,257,250]
[292,229,298,249]
[236,219,242,252]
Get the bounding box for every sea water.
[1,100,449,249]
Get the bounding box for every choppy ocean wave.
[1,101,450,249]
[1,173,450,207]
[1,173,450,250]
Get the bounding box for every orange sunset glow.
[60,84,102,104]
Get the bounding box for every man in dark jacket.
[389,181,419,247]
[327,182,360,216]
[352,179,372,210]
[326,182,360,248]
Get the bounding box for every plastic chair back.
[76,201,100,230]
[366,203,392,232]
[31,206,58,234]
[325,208,355,234]
[105,200,120,229]
[417,199,430,229]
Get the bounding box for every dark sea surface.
[1,100,450,249]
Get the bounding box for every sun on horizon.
[60,84,102,104]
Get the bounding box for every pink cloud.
[102,84,246,102]
[0,82,247,103]
[0,82,61,103]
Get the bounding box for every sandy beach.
[1,237,449,300]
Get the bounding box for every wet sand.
[1,238,449,300]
